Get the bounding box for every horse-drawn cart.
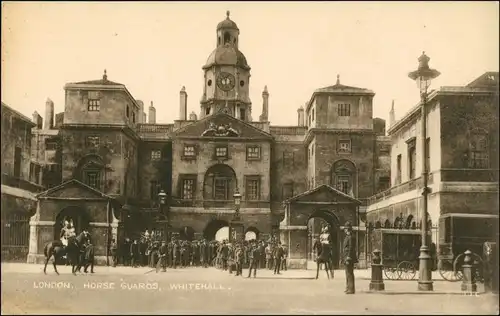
[437,214,498,282]
[370,228,426,280]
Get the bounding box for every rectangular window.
[282,183,294,200]
[86,136,100,148]
[240,108,246,120]
[182,179,195,200]
[408,147,416,179]
[45,142,57,150]
[85,171,100,189]
[213,177,230,200]
[338,104,351,116]
[336,175,350,194]
[88,99,100,111]
[468,132,489,169]
[126,105,130,118]
[246,146,261,160]
[150,180,161,200]
[396,154,402,184]
[132,112,135,123]
[183,145,195,157]
[13,146,21,178]
[245,177,260,200]
[312,108,315,121]
[338,139,352,153]
[205,106,211,115]
[215,146,228,158]
[151,150,162,161]
[378,176,390,192]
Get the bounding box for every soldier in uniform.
[265,243,273,270]
[110,239,118,267]
[342,221,357,294]
[159,241,168,272]
[122,238,131,266]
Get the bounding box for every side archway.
[307,210,342,268]
[245,226,259,241]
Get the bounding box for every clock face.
[216,72,235,91]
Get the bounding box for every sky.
[1,1,499,126]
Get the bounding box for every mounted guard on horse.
[60,217,77,257]
[315,226,334,280]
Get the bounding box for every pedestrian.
[265,243,272,270]
[130,239,140,268]
[342,221,357,294]
[159,241,168,272]
[247,243,260,278]
[273,242,285,275]
[235,244,244,276]
[281,244,288,271]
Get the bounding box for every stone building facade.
[24,12,389,266]
[366,72,499,263]
[1,102,42,261]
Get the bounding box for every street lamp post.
[408,51,440,291]
[158,190,168,241]
[229,190,243,242]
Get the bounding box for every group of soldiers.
[110,233,289,276]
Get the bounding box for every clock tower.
[200,11,252,121]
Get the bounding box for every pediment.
[173,113,273,140]
[286,184,361,205]
[37,179,110,199]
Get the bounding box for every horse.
[76,243,95,274]
[315,243,334,280]
[43,231,90,275]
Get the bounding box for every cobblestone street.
[1,263,498,314]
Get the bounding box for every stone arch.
[203,219,229,241]
[223,32,231,44]
[245,227,259,241]
[54,206,91,240]
[330,159,357,195]
[307,209,342,268]
[384,219,391,228]
[203,164,237,201]
[75,154,106,191]
[375,221,382,229]
[179,226,195,241]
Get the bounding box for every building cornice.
[306,90,375,112]
[304,128,375,145]
[60,123,141,141]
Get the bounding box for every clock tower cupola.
[200,11,252,121]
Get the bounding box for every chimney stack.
[32,111,43,129]
[148,101,156,124]
[136,100,144,123]
[297,106,305,126]
[259,85,269,122]
[179,86,188,120]
[389,100,396,127]
[189,111,197,121]
[44,98,54,129]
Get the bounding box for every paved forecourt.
[1,263,498,315]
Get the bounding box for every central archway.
[307,210,341,269]
[203,219,229,241]
[54,206,91,240]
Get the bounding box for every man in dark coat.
[200,239,209,268]
[172,239,180,269]
[342,221,357,294]
[247,243,260,278]
[130,239,140,268]
[273,242,285,275]
[159,241,168,272]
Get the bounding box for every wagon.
[437,213,498,282]
[370,228,427,280]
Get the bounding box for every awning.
[1,184,37,201]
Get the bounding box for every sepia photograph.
[1,1,499,314]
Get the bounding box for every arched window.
[384,219,391,228]
[77,155,105,191]
[224,32,231,44]
[331,159,356,195]
[204,164,237,201]
[468,129,489,168]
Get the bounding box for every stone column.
[284,226,308,269]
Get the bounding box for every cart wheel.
[438,258,461,282]
[397,261,416,280]
[383,267,398,280]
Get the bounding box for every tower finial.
[103,69,108,80]
[226,10,230,19]
[336,74,340,85]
